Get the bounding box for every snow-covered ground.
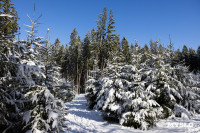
[62,94,200,133]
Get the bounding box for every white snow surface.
[0,13,13,18]
[62,94,200,133]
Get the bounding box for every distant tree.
[57,44,65,65]
[171,48,182,67]
[197,46,200,71]
[97,7,108,73]
[106,9,116,62]
[149,39,158,55]
[61,46,71,80]
[109,34,120,62]
[107,9,115,44]
[182,45,189,66]
[130,43,135,54]
[143,44,150,53]
[188,48,197,72]
[53,38,61,64]
[70,28,78,47]
[121,37,131,64]
[140,44,150,64]
[90,28,98,77]
[67,28,82,94]
[168,35,174,53]
[97,7,107,42]
[80,32,91,92]
[134,39,140,53]
[158,44,164,54]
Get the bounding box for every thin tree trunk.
[85,59,89,93]
[78,73,81,94]
[76,61,79,94]
[95,53,98,79]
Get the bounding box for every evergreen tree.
[23,28,73,133]
[0,14,24,132]
[140,44,150,64]
[109,34,120,65]
[0,0,19,38]
[97,7,108,73]
[107,9,116,42]
[149,39,158,55]
[172,48,183,67]
[52,38,61,64]
[168,35,174,55]
[98,39,108,74]
[197,46,200,71]
[61,47,69,79]
[130,43,135,54]
[106,9,117,65]
[68,28,78,80]
[66,28,82,94]
[86,46,200,130]
[182,45,189,66]
[143,44,150,53]
[80,32,91,92]
[158,44,164,55]
[121,37,131,64]
[107,9,116,45]
[57,44,65,66]
[188,48,197,72]
[97,7,107,42]
[70,28,78,47]
[90,28,98,77]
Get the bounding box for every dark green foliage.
[188,48,198,72]
[149,39,158,55]
[172,45,200,73]
[182,45,189,66]
[61,28,82,94]
[52,38,61,64]
[121,37,131,64]
[80,32,91,92]
[197,46,200,71]
[0,0,19,38]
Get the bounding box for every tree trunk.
[76,61,79,94]
[86,59,88,81]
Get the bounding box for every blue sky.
[12,0,200,50]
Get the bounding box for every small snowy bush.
[23,86,65,133]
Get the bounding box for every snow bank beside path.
[62,94,200,133]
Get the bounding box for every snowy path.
[62,94,200,133]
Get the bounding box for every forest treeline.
[55,8,200,93]
[0,0,200,132]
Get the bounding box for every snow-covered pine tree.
[86,63,164,130]
[0,23,47,132]
[0,8,29,132]
[0,7,74,132]
[86,41,200,130]
[21,27,72,132]
[0,36,26,133]
[120,37,131,64]
[42,29,75,102]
